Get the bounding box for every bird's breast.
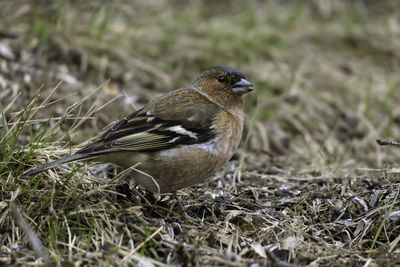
[212,109,244,161]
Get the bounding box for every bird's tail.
[22,153,94,177]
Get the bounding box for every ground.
[0,1,400,266]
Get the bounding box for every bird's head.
[190,66,254,109]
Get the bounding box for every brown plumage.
[23,66,254,193]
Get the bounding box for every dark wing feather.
[76,100,219,155]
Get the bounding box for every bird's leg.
[171,192,181,209]
[172,192,194,220]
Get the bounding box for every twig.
[376,139,400,147]
[10,193,51,266]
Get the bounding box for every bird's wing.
[77,90,219,155]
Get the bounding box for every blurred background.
[1,0,400,170]
[1,1,400,265]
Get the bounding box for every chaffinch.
[23,66,254,193]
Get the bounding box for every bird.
[23,66,254,193]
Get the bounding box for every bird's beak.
[232,78,254,94]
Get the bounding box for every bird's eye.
[217,76,226,83]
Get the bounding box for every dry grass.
[1,0,400,266]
